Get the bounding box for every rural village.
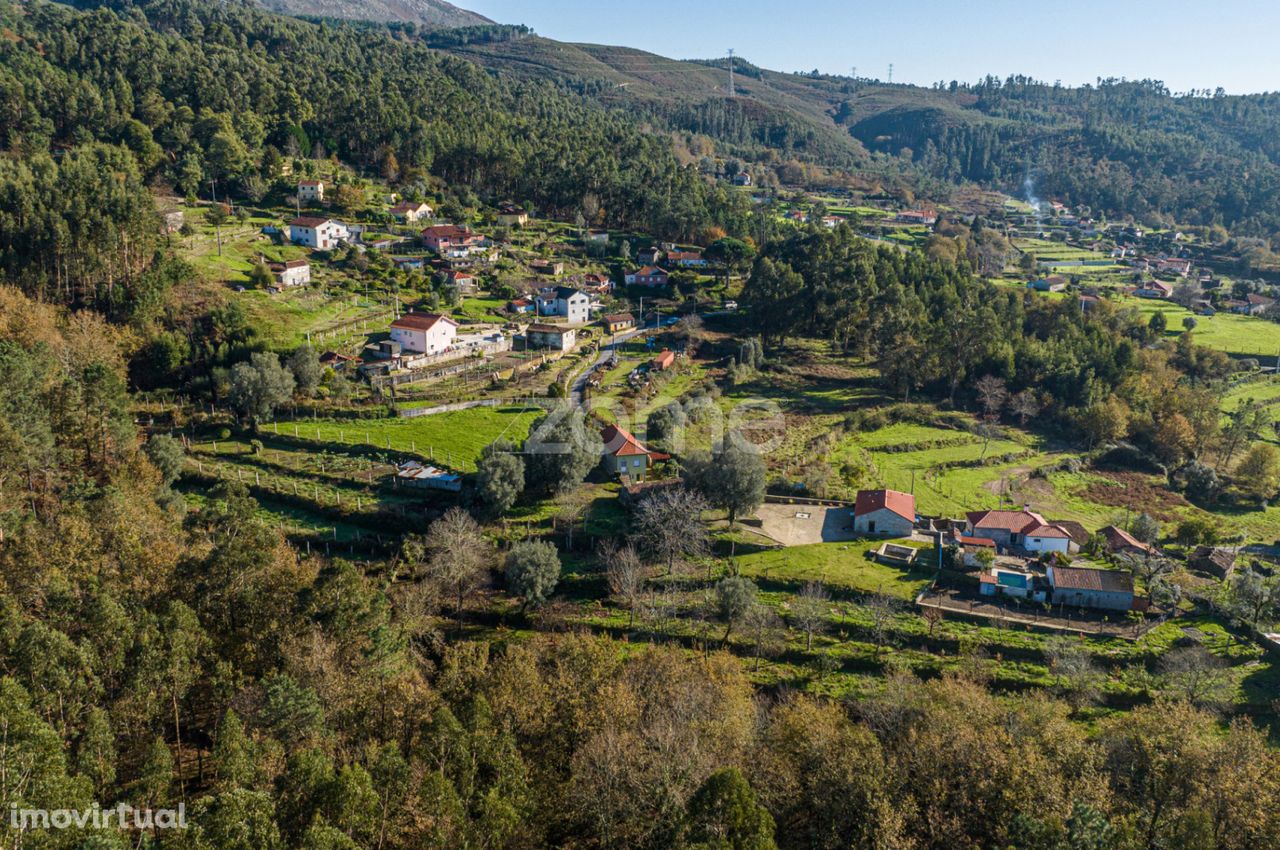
[10,0,1280,846]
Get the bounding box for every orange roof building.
[601,423,669,481]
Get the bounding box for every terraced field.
[269,405,544,471]
[825,423,1042,515]
[1128,298,1280,359]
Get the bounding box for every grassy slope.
[269,405,543,471]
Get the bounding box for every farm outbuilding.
[853,489,916,537]
[1046,565,1134,611]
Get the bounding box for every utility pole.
[888,63,894,84]
[727,48,735,97]
[851,66,857,80]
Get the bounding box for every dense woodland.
[3,285,1280,850]
[849,77,1280,237]
[0,0,749,312]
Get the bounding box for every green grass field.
[734,542,935,600]
[1128,298,1280,359]
[1221,376,1280,411]
[270,405,543,471]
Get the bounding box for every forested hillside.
[432,25,1280,237]
[2,281,1278,850]
[845,76,1280,236]
[257,0,489,27]
[0,0,747,315]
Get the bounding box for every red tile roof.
[1100,525,1151,553]
[289,216,330,228]
[422,224,475,240]
[601,423,668,460]
[956,535,996,547]
[1024,524,1072,539]
[390,312,456,332]
[966,509,1046,534]
[854,489,916,522]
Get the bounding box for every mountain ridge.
[256,0,490,27]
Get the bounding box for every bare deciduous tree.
[425,508,490,629]
[1159,645,1230,708]
[1008,390,1040,426]
[791,582,829,651]
[866,594,901,661]
[743,603,786,672]
[601,540,646,627]
[974,375,1008,421]
[631,487,709,576]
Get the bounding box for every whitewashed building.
[287,217,349,251]
[297,180,324,202]
[389,312,458,355]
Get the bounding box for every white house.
[287,217,349,251]
[390,201,433,223]
[966,509,1074,553]
[1021,522,1073,554]
[535,286,590,324]
[297,180,324,202]
[389,312,458,355]
[269,259,311,287]
[852,489,916,537]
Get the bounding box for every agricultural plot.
[184,438,428,537]
[1129,298,1280,359]
[824,423,1040,515]
[270,404,544,471]
[236,286,392,349]
[1220,376,1280,415]
[734,542,935,600]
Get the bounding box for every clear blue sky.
[461,0,1280,94]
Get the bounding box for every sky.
[460,0,1280,94]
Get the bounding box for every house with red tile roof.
[421,224,485,254]
[441,269,477,292]
[297,179,324,202]
[624,266,670,287]
[1099,525,1153,558]
[853,489,916,537]
[602,313,635,333]
[600,423,669,481]
[965,509,1076,553]
[389,311,458,355]
[1134,279,1173,299]
[896,209,938,226]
